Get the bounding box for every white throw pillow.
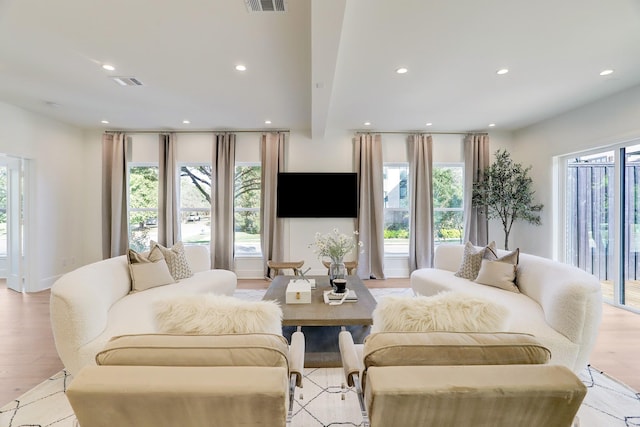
[371,292,509,333]
[128,246,175,292]
[475,259,519,293]
[154,294,283,335]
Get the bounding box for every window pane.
[235,165,261,256]
[434,211,464,244]
[383,164,409,255]
[129,166,158,250]
[180,165,211,245]
[433,166,463,209]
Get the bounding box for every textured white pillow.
[475,259,519,293]
[154,294,283,335]
[454,241,496,280]
[151,241,194,280]
[371,292,508,333]
[128,246,175,292]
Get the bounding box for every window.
[235,163,261,256]
[383,163,409,255]
[0,166,6,257]
[128,165,159,252]
[433,164,464,245]
[180,165,212,245]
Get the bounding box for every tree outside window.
[180,165,211,245]
[383,164,409,255]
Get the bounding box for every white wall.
[0,101,85,291]
[511,84,640,258]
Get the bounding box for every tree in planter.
[472,149,543,250]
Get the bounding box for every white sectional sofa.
[410,244,603,373]
[50,245,237,375]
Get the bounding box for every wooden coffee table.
[264,275,377,326]
[263,275,377,367]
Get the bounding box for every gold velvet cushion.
[127,246,175,292]
[475,248,520,292]
[150,240,193,280]
[371,292,508,333]
[454,241,496,280]
[153,294,283,335]
[363,331,551,368]
[96,333,290,369]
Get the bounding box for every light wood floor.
[2,278,639,405]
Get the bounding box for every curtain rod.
[104,129,290,134]
[354,130,488,136]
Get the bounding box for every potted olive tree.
[472,149,543,250]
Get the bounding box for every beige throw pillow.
[454,241,496,280]
[128,246,175,292]
[475,259,519,292]
[151,241,193,280]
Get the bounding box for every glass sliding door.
[623,144,640,310]
[564,141,640,311]
[566,150,615,302]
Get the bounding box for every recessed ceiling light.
[396,67,408,74]
[425,122,433,127]
[101,120,109,124]
[235,64,247,71]
[364,122,371,126]
[488,123,496,127]
[600,69,614,76]
[182,120,191,124]
[102,64,115,71]
[264,120,272,124]
[496,68,509,75]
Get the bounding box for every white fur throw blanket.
[371,292,509,333]
[154,294,283,335]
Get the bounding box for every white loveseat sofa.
[50,245,237,375]
[410,244,603,373]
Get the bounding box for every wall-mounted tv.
[277,172,358,218]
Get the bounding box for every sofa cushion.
[153,294,283,335]
[474,259,519,293]
[363,331,551,368]
[96,333,289,369]
[151,241,193,280]
[454,241,496,280]
[371,292,508,333]
[128,247,175,292]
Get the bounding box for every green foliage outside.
[129,166,158,226]
[472,149,543,250]
[433,167,464,242]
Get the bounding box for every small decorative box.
[286,280,312,304]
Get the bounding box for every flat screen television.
[277,172,358,218]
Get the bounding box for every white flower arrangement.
[310,228,363,263]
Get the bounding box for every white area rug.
[2,288,639,427]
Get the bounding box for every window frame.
[178,163,212,246]
[127,162,159,252]
[234,162,262,258]
[432,162,465,246]
[383,162,410,256]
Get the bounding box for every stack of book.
[323,289,358,303]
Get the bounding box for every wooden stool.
[322,260,358,275]
[267,260,304,279]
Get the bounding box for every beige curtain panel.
[211,133,236,270]
[408,134,434,271]
[158,133,179,247]
[260,132,286,278]
[463,133,490,246]
[355,133,385,279]
[101,132,130,259]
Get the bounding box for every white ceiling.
[1,0,640,137]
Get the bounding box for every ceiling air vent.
[110,76,144,87]
[245,0,286,13]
